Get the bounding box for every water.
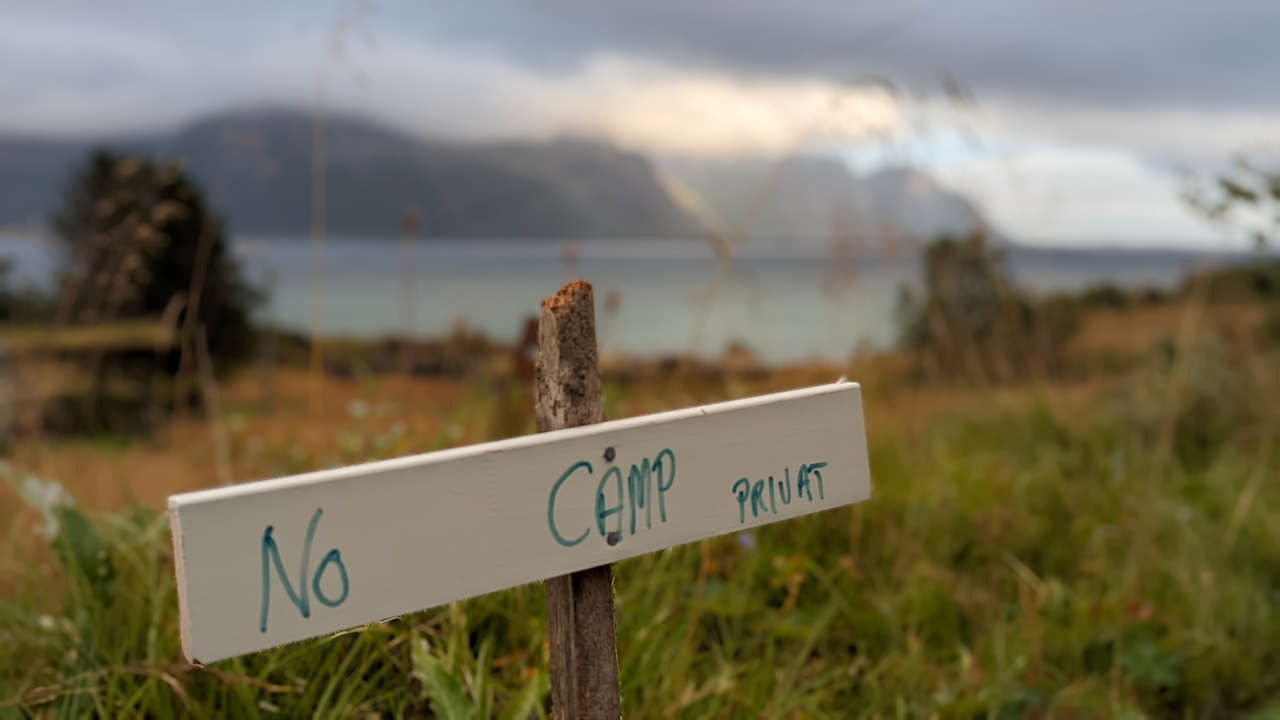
[0,234,1208,363]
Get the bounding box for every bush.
[1180,260,1280,303]
[895,232,1079,382]
[52,150,260,371]
[1122,332,1270,469]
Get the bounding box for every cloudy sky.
[5,1,1278,247]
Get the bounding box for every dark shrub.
[53,149,260,371]
[895,232,1078,382]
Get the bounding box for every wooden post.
[535,280,621,720]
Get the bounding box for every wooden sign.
[169,381,872,663]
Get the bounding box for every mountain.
[0,108,997,247]
[0,108,698,238]
[656,155,994,252]
[861,166,990,243]
[0,136,99,229]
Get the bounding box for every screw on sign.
[167,280,872,718]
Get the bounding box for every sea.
[0,233,1232,364]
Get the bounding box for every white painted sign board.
[169,381,871,663]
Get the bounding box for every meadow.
[1,290,1279,718]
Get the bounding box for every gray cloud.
[4,0,1268,243]
[8,1,1278,110]
[399,0,1280,111]
[3,0,1278,160]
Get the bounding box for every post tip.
[541,280,594,312]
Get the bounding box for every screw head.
[603,446,616,462]
[606,531,621,546]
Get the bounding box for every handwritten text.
[259,508,350,633]
[732,461,828,524]
[548,449,677,547]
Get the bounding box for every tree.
[1183,156,1280,251]
[1183,157,1280,342]
[52,150,260,395]
[895,232,1077,382]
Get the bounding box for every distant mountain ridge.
[0,107,996,248]
[655,155,994,253]
[0,108,698,239]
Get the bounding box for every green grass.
[3,381,1279,718]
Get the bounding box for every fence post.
[535,280,621,719]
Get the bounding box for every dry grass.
[3,294,1278,717]
[0,370,469,594]
[1067,300,1262,359]
[0,354,1078,601]
[2,296,1213,552]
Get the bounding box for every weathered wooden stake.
[535,280,621,720]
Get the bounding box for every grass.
[2,302,1279,717]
